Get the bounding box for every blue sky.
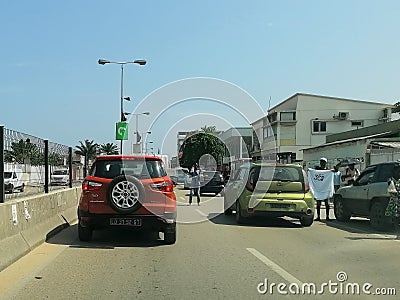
[1,0,400,156]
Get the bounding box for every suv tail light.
[82,180,102,191]
[151,181,174,193]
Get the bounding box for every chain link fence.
[1,126,82,203]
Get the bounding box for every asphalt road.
[1,185,399,299]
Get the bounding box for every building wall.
[262,93,392,161]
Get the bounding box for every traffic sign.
[116,122,128,140]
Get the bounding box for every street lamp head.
[134,59,147,66]
[98,59,110,65]
[143,112,150,115]
[123,97,131,101]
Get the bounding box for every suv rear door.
[345,166,377,215]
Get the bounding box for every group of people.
[310,157,360,221]
[310,157,400,239]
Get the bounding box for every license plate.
[110,218,142,226]
[269,203,290,209]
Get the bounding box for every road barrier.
[0,186,81,271]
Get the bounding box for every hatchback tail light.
[246,169,259,192]
[151,181,174,193]
[82,180,102,191]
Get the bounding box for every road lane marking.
[246,248,303,286]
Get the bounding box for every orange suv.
[78,155,177,244]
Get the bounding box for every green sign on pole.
[116,122,128,140]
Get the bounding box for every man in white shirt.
[309,157,334,221]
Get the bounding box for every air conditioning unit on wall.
[338,112,349,120]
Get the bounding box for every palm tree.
[75,140,98,176]
[99,143,119,155]
[200,125,217,134]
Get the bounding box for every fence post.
[68,147,72,188]
[0,126,4,203]
[44,140,49,193]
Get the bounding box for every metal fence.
[0,126,79,203]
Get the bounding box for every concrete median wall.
[0,187,81,271]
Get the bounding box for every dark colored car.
[334,161,399,230]
[78,155,177,244]
[200,171,224,196]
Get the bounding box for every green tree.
[4,138,43,166]
[178,132,226,168]
[75,140,98,176]
[49,152,64,166]
[99,143,119,155]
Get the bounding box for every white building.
[255,93,393,162]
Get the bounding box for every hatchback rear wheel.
[235,201,246,224]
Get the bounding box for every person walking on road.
[189,163,201,205]
[385,166,400,239]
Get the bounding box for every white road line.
[179,196,187,201]
[246,248,303,286]
[195,209,208,217]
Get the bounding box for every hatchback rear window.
[257,166,302,182]
[91,159,167,179]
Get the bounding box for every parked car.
[200,171,224,195]
[224,163,315,226]
[50,169,70,186]
[78,155,177,244]
[334,161,399,230]
[4,170,25,193]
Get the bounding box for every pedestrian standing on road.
[189,163,201,205]
[310,157,334,221]
[333,165,342,192]
[342,163,360,186]
[385,166,400,239]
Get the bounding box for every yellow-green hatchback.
[224,163,315,226]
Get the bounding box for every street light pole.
[98,58,146,154]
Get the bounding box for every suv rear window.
[91,159,167,179]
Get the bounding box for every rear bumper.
[78,209,176,232]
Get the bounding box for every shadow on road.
[209,213,303,229]
[46,224,167,249]
[323,218,396,239]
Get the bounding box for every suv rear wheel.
[107,175,145,214]
[334,197,351,222]
[78,223,92,241]
[370,201,391,231]
[164,226,176,244]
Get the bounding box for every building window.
[351,120,364,127]
[280,111,296,121]
[312,121,326,133]
[263,126,275,139]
